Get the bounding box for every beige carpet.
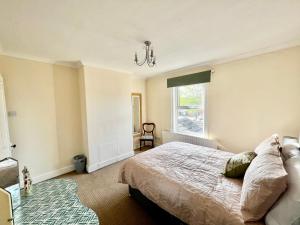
[60,157,163,225]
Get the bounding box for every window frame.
[171,83,208,138]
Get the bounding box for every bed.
[119,142,264,225]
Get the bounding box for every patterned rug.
[14,179,99,225]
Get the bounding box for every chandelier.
[134,41,156,67]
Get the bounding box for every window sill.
[171,131,208,139]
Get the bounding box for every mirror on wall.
[132,93,142,135]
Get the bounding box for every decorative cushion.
[223,152,257,178]
[254,134,280,155]
[240,147,288,222]
[292,217,300,225]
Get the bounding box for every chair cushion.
[141,135,153,140]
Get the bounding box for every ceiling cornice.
[0,51,133,75]
[211,39,300,66]
[0,51,79,68]
[79,61,133,75]
[1,38,299,78]
[147,39,300,78]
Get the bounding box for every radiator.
[162,130,220,149]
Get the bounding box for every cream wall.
[131,77,147,149]
[2,45,299,178]
[146,46,300,152]
[0,55,83,181]
[79,66,134,172]
[0,54,139,178]
[53,65,83,167]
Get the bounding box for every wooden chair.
[140,123,155,150]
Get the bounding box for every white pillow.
[240,148,288,221]
[265,157,300,225]
[254,134,280,155]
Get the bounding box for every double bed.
[119,142,264,225]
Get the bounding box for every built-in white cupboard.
[0,74,11,160]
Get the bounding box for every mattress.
[119,142,264,225]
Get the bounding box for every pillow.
[265,157,300,225]
[223,152,257,178]
[240,147,288,222]
[254,134,280,155]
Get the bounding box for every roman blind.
[167,70,211,88]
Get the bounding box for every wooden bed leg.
[128,185,132,197]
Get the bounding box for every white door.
[0,74,11,160]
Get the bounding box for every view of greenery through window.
[175,84,204,136]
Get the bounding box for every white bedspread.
[119,142,264,225]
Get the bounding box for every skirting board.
[20,164,75,187]
[87,151,134,173]
[20,151,134,186]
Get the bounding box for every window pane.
[176,108,204,135]
[174,83,205,137]
[178,85,203,107]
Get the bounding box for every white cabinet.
[0,188,13,225]
[0,75,11,159]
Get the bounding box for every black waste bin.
[73,154,86,173]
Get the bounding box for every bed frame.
[129,185,187,225]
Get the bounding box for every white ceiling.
[0,0,300,76]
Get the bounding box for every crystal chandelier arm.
[150,49,154,58]
[147,49,155,66]
[134,48,147,66]
[146,48,155,65]
[147,58,156,67]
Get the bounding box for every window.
[172,83,206,137]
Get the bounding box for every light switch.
[7,111,16,117]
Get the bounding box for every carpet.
[61,160,164,225]
[14,179,99,224]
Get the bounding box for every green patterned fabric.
[292,217,300,225]
[167,70,211,88]
[14,179,99,225]
[223,152,257,178]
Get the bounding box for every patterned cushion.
[292,217,300,225]
[223,152,257,178]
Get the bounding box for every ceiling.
[0,0,300,77]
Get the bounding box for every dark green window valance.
[167,70,211,88]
